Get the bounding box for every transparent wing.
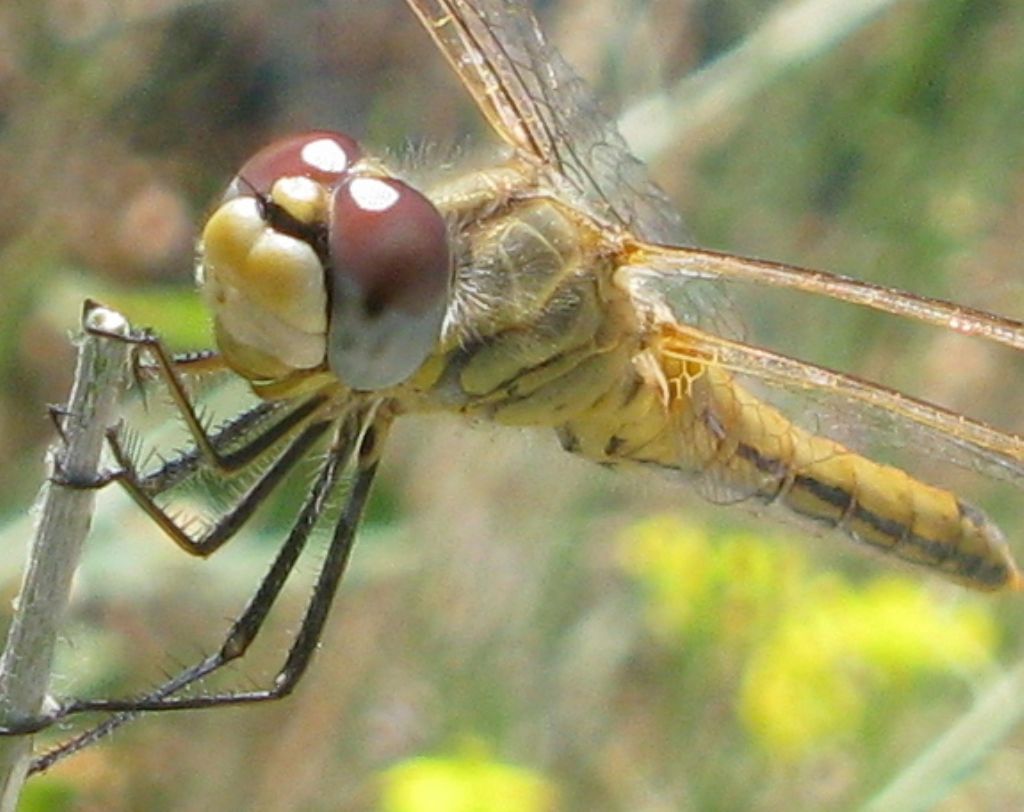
[405,0,744,341]
[404,0,681,243]
[407,0,1024,492]
[737,335,1021,484]
[623,240,1024,484]
[629,240,1024,354]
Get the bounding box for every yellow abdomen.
[559,324,1021,591]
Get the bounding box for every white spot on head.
[301,138,351,173]
[274,175,320,203]
[271,176,325,223]
[348,177,400,212]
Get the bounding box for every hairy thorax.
[401,168,653,439]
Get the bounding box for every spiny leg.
[72,392,327,509]
[129,392,329,498]
[63,317,321,499]
[49,391,334,559]
[24,405,384,773]
[3,416,332,738]
[83,317,282,474]
[55,397,279,496]
[133,400,282,496]
[108,415,333,557]
[142,391,333,486]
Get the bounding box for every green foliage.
[4,0,1024,809]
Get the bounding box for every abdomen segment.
[560,325,1022,591]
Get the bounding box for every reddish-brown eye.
[326,175,451,389]
[231,131,361,196]
[329,177,449,317]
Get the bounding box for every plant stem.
[0,304,132,809]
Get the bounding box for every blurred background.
[2,0,1024,809]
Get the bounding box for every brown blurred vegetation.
[2,0,1024,809]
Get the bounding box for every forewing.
[407,0,747,341]
[629,240,1024,354]
[404,0,682,243]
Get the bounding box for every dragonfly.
[8,0,1024,772]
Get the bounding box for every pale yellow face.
[199,183,330,381]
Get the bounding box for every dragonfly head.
[197,130,451,392]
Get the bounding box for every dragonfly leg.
[83,315,255,473]
[133,394,330,497]
[47,330,336,554]
[49,454,121,491]
[104,416,332,558]
[21,408,385,774]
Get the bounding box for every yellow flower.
[845,578,997,681]
[617,515,714,639]
[739,580,862,758]
[617,515,804,644]
[711,532,806,645]
[739,577,997,760]
[619,514,1000,761]
[381,744,557,812]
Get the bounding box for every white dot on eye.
[301,138,351,173]
[348,177,400,212]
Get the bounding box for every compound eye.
[230,131,361,197]
[330,177,450,318]
[326,176,451,390]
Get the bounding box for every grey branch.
[0,303,133,810]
